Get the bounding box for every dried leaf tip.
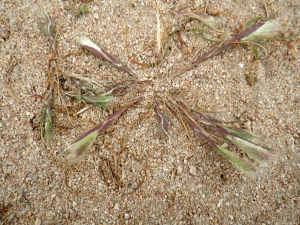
[77,35,134,76]
[77,35,101,52]
[179,11,223,32]
[63,129,99,166]
[228,136,275,163]
[39,10,57,56]
[242,20,282,42]
[217,146,257,176]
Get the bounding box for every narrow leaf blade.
[155,100,170,137]
[78,35,134,76]
[217,146,257,175]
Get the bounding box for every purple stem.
[105,80,139,95]
[44,13,56,56]
[172,21,267,77]
[83,45,134,76]
[182,116,217,149]
[192,21,266,65]
[175,100,262,144]
[72,97,141,143]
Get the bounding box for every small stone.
[114,203,119,211]
[240,96,246,103]
[35,217,42,225]
[244,120,251,130]
[94,13,99,20]
[221,142,228,148]
[124,213,130,220]
[93,6,99,11]
[28,137,33,144]
[248,114,256,121]
[29,32,35,38]
[149,163,157,168]
[293,197,300,204]
[190,166,197,175]
[214,93,219,100]
[177,166,182,174]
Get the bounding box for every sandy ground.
[1,0,300,224]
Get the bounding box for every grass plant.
[36,6,296,196]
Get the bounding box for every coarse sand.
[0,0,299,224]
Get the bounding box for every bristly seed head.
[242,20,282,42]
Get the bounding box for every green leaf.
[217,146,257,175]
[81,94,114,104]
[80,5,89,13]
[75,10,82,17]
[64,129,99,166]
[44,119,52,146]
[246,17,263,28]
[68,91,114,108]
[228,136,274,162]
[66,3,74,10]
[188,28,222,43]
[224,127,259,142]
[252,45,259,61]
[40,99,52,147]
[95,102,108,109]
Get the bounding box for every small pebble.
[124,213,130,220]
[177,166,182,174]
[94,13,99,20]
[190,166,197,175]
[35,218,42,225]
[114,203,119,211]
